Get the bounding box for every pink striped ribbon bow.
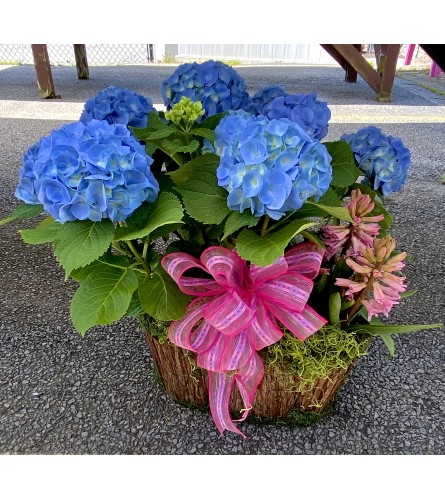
[161,242,327,437]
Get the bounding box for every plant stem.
[111,242,133,257]
[126,240,150,274]
[261,215,270,237]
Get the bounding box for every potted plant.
[2,61,440,438]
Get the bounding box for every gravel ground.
[0,64,444,455]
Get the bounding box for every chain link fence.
[0,44,154,65]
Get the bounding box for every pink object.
[405,44,443,77]
[161,243,327,437]
[430,62,443,78]
[404,44,416,65]
[322,189,384,260]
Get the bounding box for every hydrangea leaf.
[130,112,172,142]
[317,187,342,207]
[70,265,139,335]
[324,141,362,187]
[125,290,145,318]
[0,203,43,226]
[138,269,190,321]
[162,138,200,156]
[53,220,115,277]
[69,252,133,283]
[190,128,216,143]
[19,216,61,244]
[175,164,231,224]
[236,219,315,267]
[307,201,353,223]
[169,153,220,186]
[114,192,184,241]
[222,211,259,241]
[198,112,227,130]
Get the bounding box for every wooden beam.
[73,44,89,79]
[321,44,360,82]
[375,44,401,102]
[329,44,382,94]
[31,44,58,99]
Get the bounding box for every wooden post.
[73,44,89,79]
[375,44,401,102]
[31,44,58,99]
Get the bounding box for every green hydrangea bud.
[165,96,205,128]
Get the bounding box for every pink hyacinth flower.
[335,236,407,321]
[322,188,384,260]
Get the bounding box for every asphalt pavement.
[0,63,444,455]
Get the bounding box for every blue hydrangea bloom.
[215,110,332,220]
[15,120,159,223]
[341,126,411,195]
[80,86,156,128]
[160,60,249,120]
[262,92,331,140]
[243,85,287,115]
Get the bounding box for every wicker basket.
[145,332,357,419]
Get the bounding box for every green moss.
[138,314,170,342]
[264,324,370,394]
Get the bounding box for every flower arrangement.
[2,60,440,438]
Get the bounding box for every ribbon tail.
[208,371,246,438]
[233,352,264,423]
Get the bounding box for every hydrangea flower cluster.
[15,119,159,223]
[262,92,331,140]
[215,110,332,220]
[79,86,156,128]
[243,84,287,115]
[160,60,249,120]
[341,126,411,195]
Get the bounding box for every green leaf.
[324,141,363,188]
[138,269,190,321]
[69,253,134,282]
[175,164,231,224]
[198,112,227,130]
[300,230,326,249]
[144,127,176,140]
[379,333,395,357]
[317,187,342,207]
[191,128,216,143]
[400,289,418,299]
[169,153,220,186]
[114,192,184,241]
[236,219,315,267]
[53,220,115,277]
[307,201,353,222]
[222,211,259,241]
[345,323,442,335]
[130,112,171,142]
[0,203,44,226]
[70,266,139,335]
[162,138,199,156]
[19,217,61,244]
[329,292,341,325]
[125,290,145,318]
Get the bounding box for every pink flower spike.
[321,188,385,260]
